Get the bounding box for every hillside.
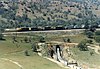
[0,0,100,29]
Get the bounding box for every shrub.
[31,43,37,52]
[78,39,88,51]
[85,31,94,38]
[95,31,100,35]
[0,33,3,40]
[94,36,100,43]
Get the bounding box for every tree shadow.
[0,38,6,41]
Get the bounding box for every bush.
[0,33,3,40]
[41,44,48,56]
[0,29,3,40]
[39,36,45,43]
[63,38,71,43]
[24,50,30,56]
[31,43,37,52]
[85,31,94,38]
[95,31,100,35]
[94,36,100,43]
[43,13,46,16]
[78,39,88,51]
[87,40,93,44]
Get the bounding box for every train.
[5,26,66,32]
[4,25,96,32]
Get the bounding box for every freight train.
[4,26,92,32]
[5,26,65,32]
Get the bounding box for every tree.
[85,30,94,38]
[39,36,45,43]
[0,32,3,40]
[77,13,83,18]
[43,13,46,16]
[0,27,4,40]
[87,39,93,44]
[24,37,29,43]
[90,52,94,56]
[31,43,37,52]
[47,17,51,21]
[78,39,88,51]
[63,38,71,43]
[84,22,89,29]
[24,50,30,56]
[94,36,100,43]
[12,36,17,43]
[89,26,96,32]
[95,31,100,35]
[67,38,71,43]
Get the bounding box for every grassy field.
[0,36,67,69]
[70,47,100,68]
[18,32,86,43]
[0,31,92,69]
[4,31,86,43]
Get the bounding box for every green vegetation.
[78,39,88,51]
[0,0,100,69]
[0,28,3,40]
[70,47,100,68]
[0,32,3,40]
[85,30,94,38]
[62,34,87,43]
[0,29,100,69]
[0,0,100,28]
[95,31,100,35]
[94,36,100,43]
[0,36,66,69]
[94,31,100,43]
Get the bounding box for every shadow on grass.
[0,38,6,41]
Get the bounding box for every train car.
[45,26,51,30]
[31,27,44,31]
[55,26,65,30]
[37,27,44,31]
[31,27,38,31]
[5,28,17,32]
[44,26,55,30]
[17,27,29,32]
